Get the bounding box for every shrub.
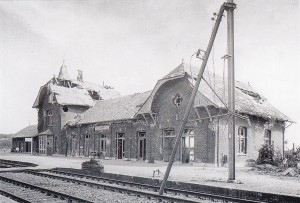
[284,148,300,167]
[81,158,104,173]
[257,144,275,165]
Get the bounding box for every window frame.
[238,126,247,154]
[173,94,183,107]
[47,110,53,126]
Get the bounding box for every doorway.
[117,133,125,159]
[182,129,195,163]
[163,130,175,162]
[84,134,91,157]
[138,132,146,161]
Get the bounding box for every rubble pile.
[81,158,104,174]
[251,164,300,177]
[251,145,300,177]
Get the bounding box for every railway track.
[0,171,202,203]
[0,159,37,168]
[0,175,89,203]
[1,168,299,202]
[26,169,261,203]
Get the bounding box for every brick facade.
[33,63,288,165]
[64,75,286,164]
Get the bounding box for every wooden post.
[159,4,227,195]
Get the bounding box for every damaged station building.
[32,62,292,165]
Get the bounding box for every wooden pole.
[159,4,226,195]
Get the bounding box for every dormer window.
[173,94,183,107]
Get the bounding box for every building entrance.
[163,130,175,162]
[117,133,125,159]
[138,132,146,161]
[182,129,195,163]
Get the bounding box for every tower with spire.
[32,62,120,156]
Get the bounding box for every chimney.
[77,70,83,82]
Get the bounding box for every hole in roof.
[63,105,69,112]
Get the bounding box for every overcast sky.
[0,0,299,148]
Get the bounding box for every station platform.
[0,152,299,198]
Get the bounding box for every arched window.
[238,127,247,154]
[173,94,183,107]
[47,110,53,126]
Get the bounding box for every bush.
[81,158,104,174]
[284,148,300,167]
[257,144,275,165]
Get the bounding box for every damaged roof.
[32,65,121,108]
[78,91,151,124]
[139,62,292,122]
[50,84,95,107]
[13,125,37,138]
[71,80,120,100]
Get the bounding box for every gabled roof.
[78,91,151,124]
[138,62,292,122]
[13,125,37,138]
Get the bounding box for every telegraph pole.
[159,3,228,196]
[227,0,236,181]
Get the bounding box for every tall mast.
[227,0,236,181]
[159,3,228,196]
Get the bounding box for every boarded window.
[238,127,247,154]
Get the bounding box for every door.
[182,129,195,163]
[39,135,46,155]
[163,130,175,162]
[25,142,31,153]
[84,134,91,157]
[46,135,53,156]
[138,132,146,161]
[53,136,57,154]
[117,133,125,159]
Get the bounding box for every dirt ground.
[0,152,299,197]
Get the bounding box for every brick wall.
[63,75,285,165]
[217,115,284,164]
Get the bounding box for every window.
[39,136,46,154]
[47,110,53,126]
[238,127,247,154]
[173,94,183,107]
[264,130,271,146]
[164,130,175,137]
[184,129,195,135]
[85,134,91,139]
